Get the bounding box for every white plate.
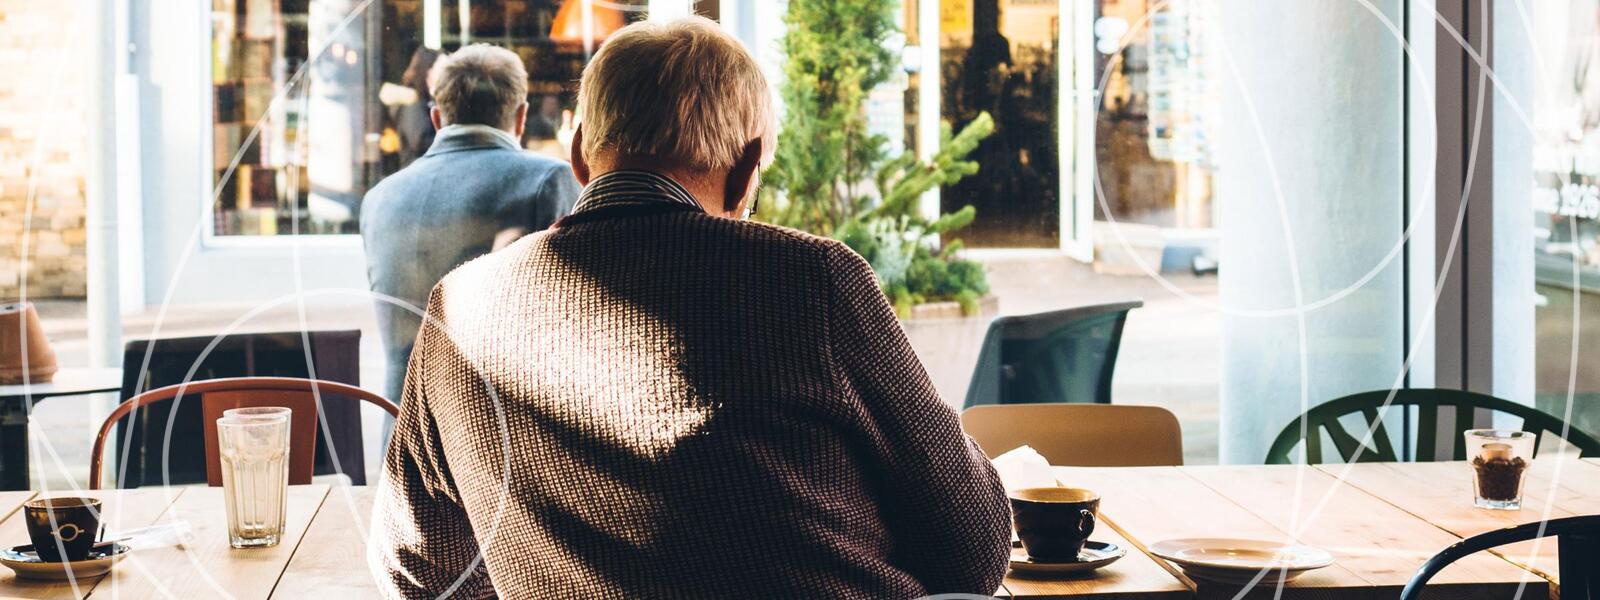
[0,543,130,581]
[1009,541,1126,576]
[1147,538,1333,585]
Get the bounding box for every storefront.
[125,0,1222,305]
[128,0,710,305]
[79,0,1600,463]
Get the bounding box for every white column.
[1213,0,1407,463]
[87,0,121,369]
[1490,0,1535,409]
[1063,0,1095,261]
[917,0,940,221]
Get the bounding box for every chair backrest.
[1399,514,1599,600]
[1264,389,1600,464]
[961,404,1184,466]
[963,300,1143,409]
[117,331,367,486]
[89,377,398,490]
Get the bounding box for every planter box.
[903,294,1001,321]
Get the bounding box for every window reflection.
[209,0,648,237]
[1529,1,1600,437]
[940,0,1061,248]
[1095,0,1212,230]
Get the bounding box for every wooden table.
[0,461,1593,598]
[1003,460,1600,599]
[0,368,123,491]
[0,485,381,599]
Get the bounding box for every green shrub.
[762,0,993,317]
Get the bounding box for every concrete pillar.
[1212,0,1406,463]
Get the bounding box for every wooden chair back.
[89,377,398,489]
[117,330,366,486]
[961,404,1184,466]
[1265,389,1600,464]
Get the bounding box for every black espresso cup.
[1010,487,1099,562]
[24,497,102,562]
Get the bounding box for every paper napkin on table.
[109,521,193,551]
[991,445,1059,491]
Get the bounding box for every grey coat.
[361,125,580,402]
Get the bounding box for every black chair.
[962,300,1142,408]
[1400,515,1599,600]
[1264,389,1600,464]
[112,330,371,487]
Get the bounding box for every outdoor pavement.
[23,254,1220,491]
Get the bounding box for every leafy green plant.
[763,0,994,317]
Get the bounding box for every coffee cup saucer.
[0,542,129,580]
[1009,541,1126,575]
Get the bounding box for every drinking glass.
[217,411,291,548]
[224,406,293,422]
[1465,429,1535,510]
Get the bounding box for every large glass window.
[207,0,649,237]
[1515,1,1600,438]
[919,0,1407,464]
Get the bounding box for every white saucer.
[0,542,130,581]
[1147,538,1333,585]
[1009,541,1126,575]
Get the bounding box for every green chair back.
[963,300,1142,409]
[1265,389,1600,464]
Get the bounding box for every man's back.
[372,204,1011,598]
[361,125,579,401]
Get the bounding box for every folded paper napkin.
[991,445,1059,492]
[108,521,193,551]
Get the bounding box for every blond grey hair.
[432,44,528,129]
[578,17,775,171]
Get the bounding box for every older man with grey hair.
[361,44,579,408]
[371,17,1011,599]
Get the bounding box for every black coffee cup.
[24,497,102,562]
[1010,487,1099,562]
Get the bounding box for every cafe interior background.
[3,0,1600,489]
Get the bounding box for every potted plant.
[761,0,996,318]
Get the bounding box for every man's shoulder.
[383,148,569,181]
[362,151,572,208]
[440,216,862,285]
[678,215,868,278]
[457,147,572,178]
[724,217,847,254]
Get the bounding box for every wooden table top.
[0,485,380,599]
[0,460,1592,598]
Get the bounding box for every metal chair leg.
[1560,532,1599,600]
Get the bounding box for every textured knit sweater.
[369,190,1013,599]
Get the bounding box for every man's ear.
[724,138,764,214]
[511,102,529,141]
[430,106,444,130]
[571,125,591,186]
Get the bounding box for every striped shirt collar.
[573,170,705,213]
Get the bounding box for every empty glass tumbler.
[1465,429,1535,510]
[217,408,291,548]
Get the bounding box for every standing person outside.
[361,44,580,406]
